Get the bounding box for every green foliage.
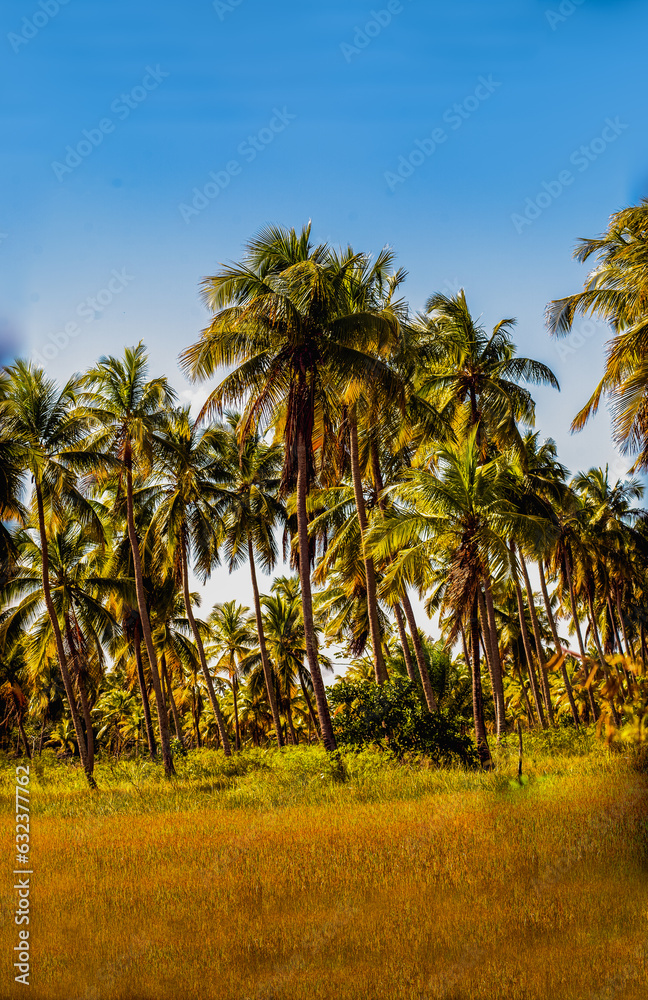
[328,676,477,765]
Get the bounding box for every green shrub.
[328,677,477,765]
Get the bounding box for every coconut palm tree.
[546,200,648,469]
[208,600,255,750]
[150,407,233,754]
[2,361,111,787]
[180,224,409,752]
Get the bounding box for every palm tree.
[415,290,559,458]
[205,412,287,747]
[83,343,177,776]
[2,361,109,788]
[151,407,233,754]
[208,601,254,750]
[546,200,648,469]
[180,225,409,752]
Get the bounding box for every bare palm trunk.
[538,562,580,727]
[400,590,438,711]
[565,556,598,720]
[134,623,157,759]
[615,587,635,659]
[470,596,492,769]
[232,677,241,752]
[179,538,231,755]
[298,666,320,740]
[247,538,284,748]
[286,695,298,745]
[513,654,536,728]
[394,602,416,682]
[125,459,175,776]
[482,575,506,736]
[161,653,185,749]
[511,548,547,729]
[586,589,620,727]
[348,414,388,684]
[519,554,555,725]
[296,429,337,752]
[34,481,95,788]
[64,618,95,772]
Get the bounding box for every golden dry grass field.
[2,740,648,1000]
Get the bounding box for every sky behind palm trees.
[2,0,647,618]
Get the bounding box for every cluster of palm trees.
[1,209,647,784]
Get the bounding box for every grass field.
[2,735,648,1000]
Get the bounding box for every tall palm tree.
[208,600,254,750]
[180,226,401,751]
[547,200,648,469]
[151,407,233,754]
[83,343,177,776]
[206,412,287,747]
[2,361,109,788]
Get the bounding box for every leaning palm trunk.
[296,429,337,752]
[510,550,547,729]
[298,666,320,741]
[482,576,506,736]
[519,554,555,726]
[34,482,96,788]
[476,587,502,738]
[348,415,388,684]
[538,563,580,727]
[180,538,231,755]
[247,539,284,748]
[134,623,157,758]
[125,459,175,776]
[585,589,621,727]
[394,602,417,682]
[399,590,438,712]
[469,599,492,769]
[64,620,95,773]
[161,653,185,749]
[565,556,598,720]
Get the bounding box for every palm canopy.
[179,223,403,490]
[546,201,648,467]
[414,291,559,457]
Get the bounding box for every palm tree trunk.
[586,588,620,727]
[476,588,498,732]
[134,623,157,758]
[232,677,241,751]
[286,696,298,745]
[519,554,555,725]
[348,414,388,684]
[161,653,185,749]
[124,458,175,777]
[64,619,95,773]
[298,666,320,741]
[615,587,635,659]
[469,597,492,768]
[513,654,536,728]
[394,602,416,682]
[399,590,438,711]
[482,575,506,736]
[565,556,598,720]
[510,549,547,729]
[247,539,284,748]
[179,538,231,755]
[538,562,580,726]
[296,428,337,752]
[34,481,95,788]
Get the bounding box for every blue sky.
[2,0,647,636]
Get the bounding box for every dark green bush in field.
[329,677,477,765]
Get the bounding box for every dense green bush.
[329,677,477,765]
